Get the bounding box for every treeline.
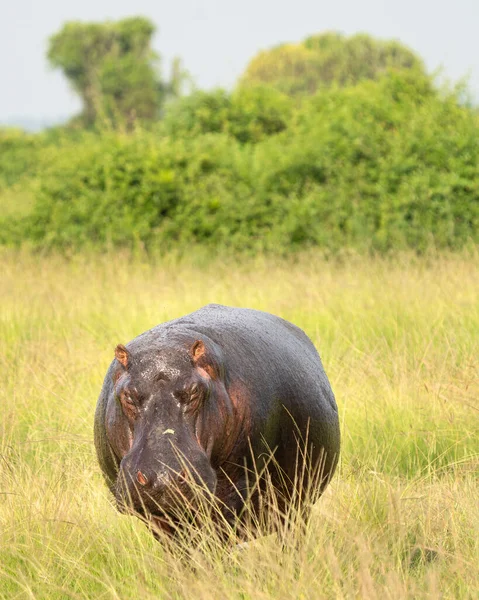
[1,23,478,254]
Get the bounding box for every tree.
[48,17,184,127]
[239,31,426,97]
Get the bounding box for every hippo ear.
[115,344,129,368]
[190,340,220,379]
[190,340,206,361]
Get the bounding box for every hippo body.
[94,304,340,536]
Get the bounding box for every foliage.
[240,31,426,97]
[47,17,182,127]
[1,252,478,597]
[162,85,293,143]
[0,128,43,190]
[1,71,478,254]
[0,127,86,191]
[255,71,479,252]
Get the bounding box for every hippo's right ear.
[115,344,129,368]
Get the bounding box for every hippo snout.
[115,456,217,517]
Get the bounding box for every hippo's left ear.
[115,344,129,368]
[191,340,206,360]
[190,340,219,379]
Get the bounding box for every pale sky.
[1,0,478,125]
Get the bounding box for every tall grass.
[0,250,478,598]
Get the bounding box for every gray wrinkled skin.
[94,304,340,538]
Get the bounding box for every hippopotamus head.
[105,334,239,534]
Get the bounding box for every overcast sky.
[1,0,478,124]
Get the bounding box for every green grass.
[1,250,478,599]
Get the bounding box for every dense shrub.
[251,72,479,251]
[162,86,292,143]
[0,126,90,190]
[1,72,478,253]
[0,129,43,189]
[2,132,251,250]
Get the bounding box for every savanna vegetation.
[0,251,478,598]
[1,16,478,599]
[1,25,478,255]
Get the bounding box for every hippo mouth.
[115,496,180,536]
[149,512,178,536]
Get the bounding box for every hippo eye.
[190,381,209,408]
[190,382,208,403]
[120,392,138,420]
[174,383,205,410]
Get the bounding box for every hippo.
[94,304,340,539]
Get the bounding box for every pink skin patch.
[197,366,211,380]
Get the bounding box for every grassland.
[0,250,478,599]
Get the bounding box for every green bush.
[0,129,42,189]
[250,72,479,251]
[162,86,292,143]
[2,131,249,250]
[1,72,478,254]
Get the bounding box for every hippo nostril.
[137,470,148,486]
